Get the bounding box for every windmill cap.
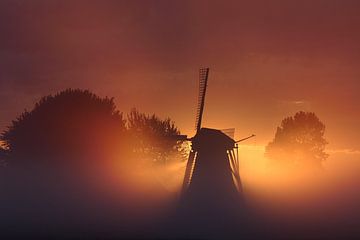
[192,128,235,151]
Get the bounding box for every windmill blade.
[181,150,197,193]
[221,128,235,139]
[235,134,256,143]
[195,68,209,132]
[230,150,239,173]
[228,149,242,192]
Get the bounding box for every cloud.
[277,100,312,112]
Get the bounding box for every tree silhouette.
[265,111,328,169]
[127,108,187,165]
[1,89,126,165]
[1,89,186,167]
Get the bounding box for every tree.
[1,89,126,166]
[127,108,187,165]
[265,111,328,169]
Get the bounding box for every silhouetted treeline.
[0,88,185,167]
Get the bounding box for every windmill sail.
[228,148,242,191]
[182,68,210,192]
[195,68,209,132]
[221,128,235,139]
[181,151,197,193]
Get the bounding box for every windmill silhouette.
[173,68,255,237]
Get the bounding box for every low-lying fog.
[2,146,360,239]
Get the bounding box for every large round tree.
[265,111,328,169]
[1,89,126,166]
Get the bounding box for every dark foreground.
[1,167,360,240]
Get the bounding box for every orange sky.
[0,0,359,151]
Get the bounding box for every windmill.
[171,68,255,237]
[177,68,255,197]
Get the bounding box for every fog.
[104,146,360,238]
[2,146,360,239]
[239,145,360,238]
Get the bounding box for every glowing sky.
[1,0,359,150]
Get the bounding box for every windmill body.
[181,128,242,216]
[176,127,249,238]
